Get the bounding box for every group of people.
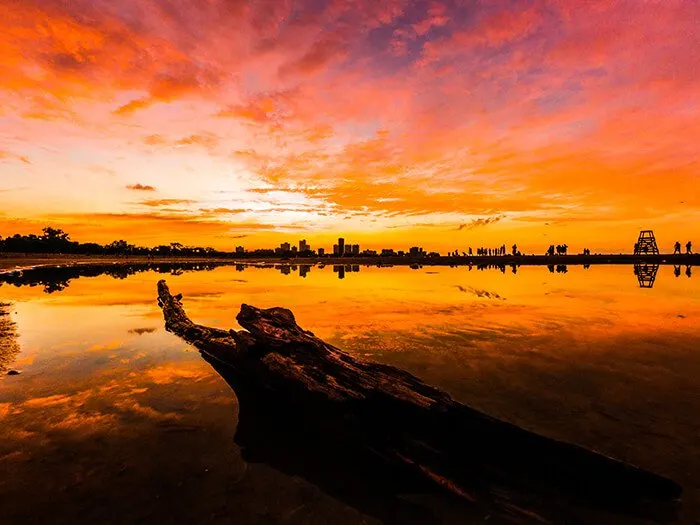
[546,244,569,256]
[445,241,696,258]
[447,245,517,257]
[474,245,508,256]
[673,241,693,255]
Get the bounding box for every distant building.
[338,237,345,255]
[351,244,360,255]
[235,246,245,254]
[281,242,291,252]
[299,239,309,253]
[362,249,377,256]
[409,246,425,257]
[398,250,405,257]
[318,248,325,257]
[381,249,395,256]
[291,246,298,254]
[333,244,339,256]
[344,244,352,255]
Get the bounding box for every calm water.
[0,263,699,524]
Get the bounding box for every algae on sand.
[0,303,20,373]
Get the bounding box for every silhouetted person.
[512,244,517,256]
[468,247,472,256]
[674,265,682,277]
[674,241,682,254]
[687,241,693,254]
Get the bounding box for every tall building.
[351,244,360,255]
[338,237,345,256]
[281,242,291,252]
[235,246,245,254]
[344,244,352,255]
[318,248,325,256]
[333,244,339,256]
[299,239,309,252]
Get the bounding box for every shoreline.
[0,252,698,275]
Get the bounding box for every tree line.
[0,228,227,257]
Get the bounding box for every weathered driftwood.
[156,280,681,523]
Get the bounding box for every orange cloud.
[126,184,157,192]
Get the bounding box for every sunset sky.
[1,0,699,253]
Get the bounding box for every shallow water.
[0,263,698,524]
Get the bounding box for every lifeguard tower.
[634,230,659,255]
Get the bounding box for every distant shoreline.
[1,252,698,274]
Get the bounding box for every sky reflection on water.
[0,264,699,524]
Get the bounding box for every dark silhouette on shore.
[1,229,697,274]
[546,245,569,256]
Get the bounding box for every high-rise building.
[299,239,309,252]
[333,244,339,256]
[409,246,425,256]
[338,237,345,256]
[281,242,291,252]
[235,246,245,254]
[318,248,325,256]
[344,244,352,255]
[351,244,360,255]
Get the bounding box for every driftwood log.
[156,280,681,524]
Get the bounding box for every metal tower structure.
[634,230,659,255]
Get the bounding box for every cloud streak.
[456,215,506,231]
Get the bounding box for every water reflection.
[4,261,695,293]
[634,264,659,288]
[0,262,229,293]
